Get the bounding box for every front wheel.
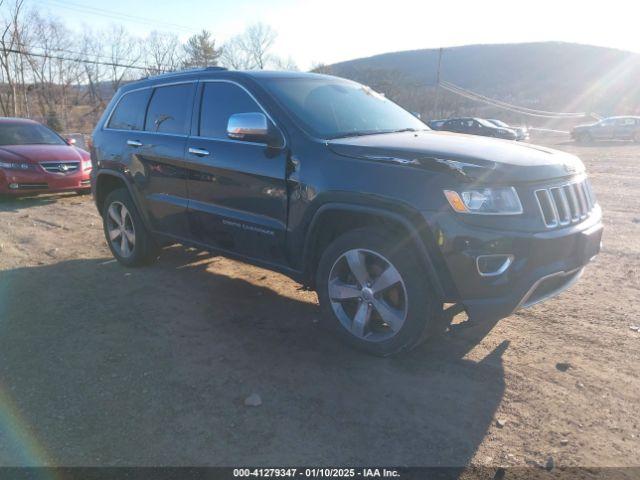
[576,132,592,144]
[102,188,158,267]
[316,228,443,356]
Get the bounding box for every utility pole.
[433,47,443,118]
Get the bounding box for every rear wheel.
[316,227,443,356]
[102,188,158,267]
[75,188,91,195]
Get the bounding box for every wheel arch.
[301,202,447,300]
[94,170,152,230]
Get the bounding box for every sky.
[26,0,640,70]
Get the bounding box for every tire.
[75,188,91,195]
[102,188,158,267]
[316,227,443,357]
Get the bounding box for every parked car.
[571,116,640,143]
[439,117,518,140]
[0,118,91,197]
[427,119,447,130]
[91,69,602,356]
[487,119,530,141]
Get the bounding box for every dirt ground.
[0,139,638,468]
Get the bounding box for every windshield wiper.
[330,128,424,140]
[383,128,429,134]
[329,131,385,139]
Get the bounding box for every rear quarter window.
[107,89,151,131]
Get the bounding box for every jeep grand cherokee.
[91,69,603,356]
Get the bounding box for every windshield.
[489,119,508,128]
[476,118,499,128]
[0,123,66,146]
[262,77,428,139]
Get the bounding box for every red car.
[0,117,91,197]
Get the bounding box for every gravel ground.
[0,140,638,467]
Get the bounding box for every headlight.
[444,187,523,215]
[0,161,30,170]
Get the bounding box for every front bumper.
[0,168,91,195]
[426,208,603,322]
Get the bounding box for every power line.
[441,81,586,117]
[33,0,195,33]
[440,81,588,119]
[3,46,159,72]
[14,40,174,70]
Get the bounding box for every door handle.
[127,140,143,147]
[188,147,210,157]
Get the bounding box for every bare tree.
[25,12,83,129]
[105,24,141,92]
[0,0,27,116]
[144,31,182,74]
[311,63,333,75]
[221,23,277,70]
[219,35,253,70]
[271,55,298,71]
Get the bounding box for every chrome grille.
[535,178,597,228]
[40,161,80,174]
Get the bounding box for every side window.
[107,89,151,131]
[199,82,264,139]
[144,83,195,135]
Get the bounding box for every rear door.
[443,119,461,133]
[120,82,196,237]
[614,117,636,140]
[593,118,615,140]
[184,80,288,264]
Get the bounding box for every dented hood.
[327,130,585,183]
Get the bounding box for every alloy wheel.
[328,248,408,342]
[106,201,136,258]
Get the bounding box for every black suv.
[439,117,518,140]
[91,69,603,356]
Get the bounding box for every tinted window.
[145,83,195,135]
[108,89,151,131]
[199,82,263,139]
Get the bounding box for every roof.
[0,117,39,125]
[121,68,341,92]
[603,115,640,120]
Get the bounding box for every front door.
[593,119,615,140]
[184,80,288,265]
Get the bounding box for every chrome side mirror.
[227,112,269,141]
